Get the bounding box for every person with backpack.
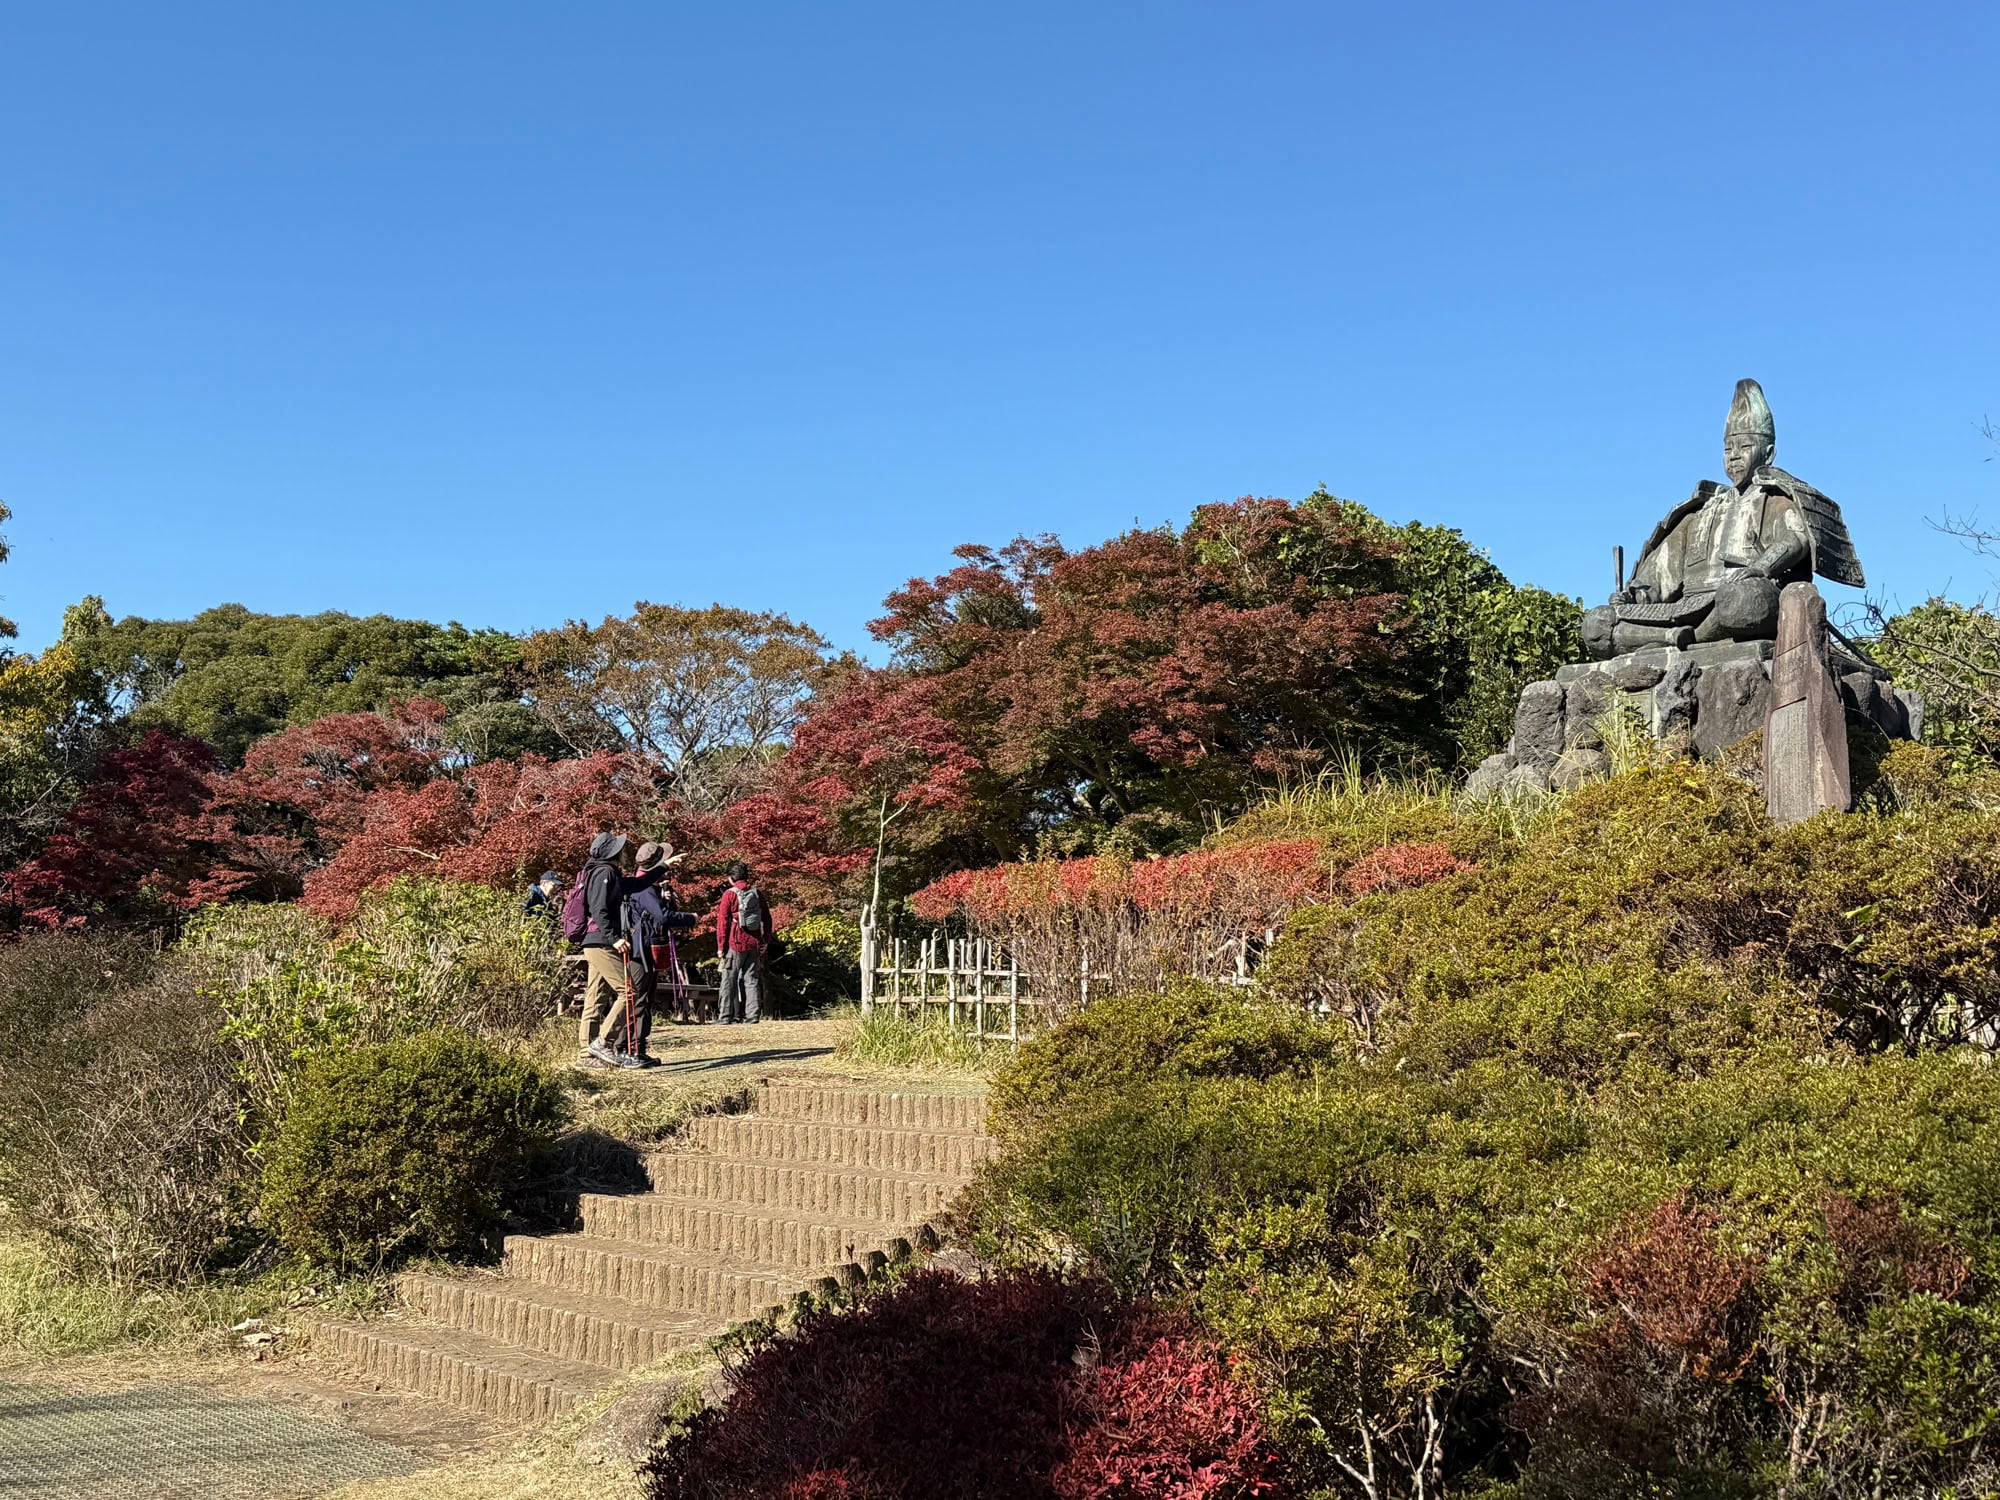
[614,841,699,1064]
[715,861,774,1025]
[566,832,669,1068]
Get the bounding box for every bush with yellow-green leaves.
[966,746,2000,1498]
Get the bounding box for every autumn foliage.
[650,1269,1290,1500]
[1,730,219,928]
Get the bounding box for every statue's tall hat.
[1726,378,1776,444]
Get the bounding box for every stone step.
[679,1116,994,1177]
[312,1316,613,1423]
[643,1151,969,1224]
[500,1233,800,1321]
[396,1271,711,1373]
[574,1192,927,1269]
[752,1082,989,1134]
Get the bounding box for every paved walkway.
[0,1380,417,1499]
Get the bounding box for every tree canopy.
[80,605,553,764]
[521,602,837,812]
[733,494,1578,905]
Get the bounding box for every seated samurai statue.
[1584,379,1864,659]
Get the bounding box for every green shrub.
[1257,748,2000,1060]
[768,911,863,1013]
[0,932,249,1283]
[183,875,566,1121]
[257,1031,565,1269]
[989,980,1341,1143]
[970,755,2000,1496]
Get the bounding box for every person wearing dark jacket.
[613,842,698,1064]
[521,870,563,924]
[576,832,670,1067]
[715,861,775,1024]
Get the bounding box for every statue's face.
[1724,431,1773,488]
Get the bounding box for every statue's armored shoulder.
[1757,466,1864,588]
[1635,480,1721,566]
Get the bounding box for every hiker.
[570,832,668,1069]
[715,861,774,1025]
[520,870,564,925]
[613,841,699,1063]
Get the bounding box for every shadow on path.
[647,1045,835,1075]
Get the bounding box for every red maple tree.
[727,671,979,910]
[1,731,221,927]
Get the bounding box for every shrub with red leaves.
[1584,1193,1761,1383]
[1823,1192,1971,1311]
[1340,841,1476,898]
[650,1270,1290,1500]
[910,840,1325,929]
[1,730,220,928]
[1056,1330,1290,1499]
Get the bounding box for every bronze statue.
[1583,379,1863,659]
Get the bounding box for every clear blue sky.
[4,2,1995,655]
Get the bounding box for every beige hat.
[635,841,670,871]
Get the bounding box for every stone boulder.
[1511,681,1566,766]
[1694,658,1773,757]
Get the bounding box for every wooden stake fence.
[860,917,1272,1042]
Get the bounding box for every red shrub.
[1584,1194,1761,1382]
[1823,1193,1970,1310]
[1056,1330,1289,1499]
[909,839,1326,930]
[1340,842,1475,898]
[649,1270,1290,1500]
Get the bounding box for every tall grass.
[0,1240,281,1358]
[1220,750,1563,847]
[833,1007,999,1076]
[1214,754,1458,846]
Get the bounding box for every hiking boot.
[615,1052,645,1070]
[586,1042,622,1067]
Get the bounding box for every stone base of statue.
[1464,582,1920,804]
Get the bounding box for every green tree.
[1387,511,1582,765]
[80,605,556,764]
[0,598,118,868]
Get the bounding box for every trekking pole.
[665,932,688,1021]
[622,958,638,1060]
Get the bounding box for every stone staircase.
[311,1079,991,1423]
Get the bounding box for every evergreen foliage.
[970,749,2000,1497]
[80,604,553,764]
[257,1031,564,1269]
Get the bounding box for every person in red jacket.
[715,862,773,1024]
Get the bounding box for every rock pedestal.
[1464,583,1918,801]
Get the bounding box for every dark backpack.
[734,885,766,938]
[561,862,612,943]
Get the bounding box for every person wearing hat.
[520,869,564,926]
[577,832,660,1068]
[612,841,699,1065]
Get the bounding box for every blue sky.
[3,2,1995,655]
